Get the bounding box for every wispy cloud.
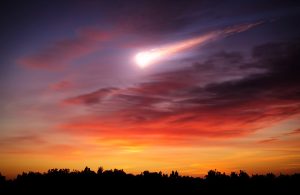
[18,27,114,70]
[285,128,300,136]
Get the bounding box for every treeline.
[0,167,299,194]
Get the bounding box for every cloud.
[19,38,93,69]
[50,80,73,91]
[0,135,46,146]
[60,40,300,143]
[0,134,47,155]
[258,138,278,144]
[285,128,300,136]
[18,27,113,70]
[78,27,113,41]
[64,87,118,105]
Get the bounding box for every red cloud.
[60,97,299,141]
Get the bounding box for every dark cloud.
[206,40,300,101]
[285,128,300,136]
[64,87,118,105]
[258,138,278,144]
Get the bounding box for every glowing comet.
[135,33,215,68]
[135,50,162,68]
[135,22,263,68]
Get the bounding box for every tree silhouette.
[0,167,299,194]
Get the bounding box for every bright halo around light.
[135,50,161,68]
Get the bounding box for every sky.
[1,0,300,178]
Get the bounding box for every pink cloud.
[18,27,114,70]
[50,80,73,91]
[78,27,114,41]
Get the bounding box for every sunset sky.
[1,0,300,178]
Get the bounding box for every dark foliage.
[0,168,299,194]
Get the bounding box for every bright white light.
[135,50,161,68]
[133,22,262,69]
